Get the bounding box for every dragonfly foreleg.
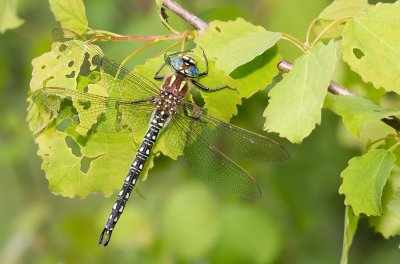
[191,80,235,92]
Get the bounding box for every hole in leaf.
[215,27,221,32]
[59,44,67,52]
[79,52,92,76]
[80,154,104,173]
[66,71,76,78]
[92,54,102,67]
[353,48,364,59]
[78,99,91,110]
[56,119,72,132]
[65,136,82,157]
[41,65,46,70]
[43,76,54,87]
[68,61,74,67]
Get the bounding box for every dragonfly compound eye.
[182,55,197,66]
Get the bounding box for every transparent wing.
[51,28,160,101]
[181,102,290,163]
[169,113,260,199]
[165,102,290,199]
[33,87,154,133]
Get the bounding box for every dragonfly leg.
[183,104,206,123]
[197,47,209,76]
[98,228,113,246]
[192,80,236,92]
[154,62,167,80]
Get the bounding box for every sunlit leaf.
[263,40,338,143]
[342,1,400,93]
[369,174,400,238]
[28,34,156,197]
[339,149,395,216]
[314,0,370,39]
[0,0,24,34]
[49,0,88,34]
[195,18,280,74]
[340,206,359,264]
[327,94,400,137]
[231,46,281,99]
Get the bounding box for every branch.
[162,0,400,132]
[162,0,209,32]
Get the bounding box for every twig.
[163,0,209,32]
[162,0,400,132]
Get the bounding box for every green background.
[0,0,399,263]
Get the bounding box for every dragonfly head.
[170,56,199,78]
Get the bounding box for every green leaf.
[342,1,400,93]
[314,0,370,39]
[388,188,400,219]
[195,18,280,74]
[263,40,338,143]
[49,0,88,34]
[0,0,24,34]
[369,175,400,238]
[36,124,145,198]
[339,149,396,216]
[28,35,155,197]
[340,206,359,264]
[196,60,240,121]
[327,94,400,137]
[231,46,282,99]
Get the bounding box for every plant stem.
[306,17,319,46]
[157,41,181,56]
[115,41,158,80]
[389,141,400,152]
[280,33,305,52]
[366,136,392,150]
[311,16,353,47]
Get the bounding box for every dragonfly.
[32,28,290,246]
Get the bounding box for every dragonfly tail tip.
[98,228,113,247]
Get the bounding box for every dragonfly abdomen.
[99,110,169,246]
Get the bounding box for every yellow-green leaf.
[231,46,281,99]
[49,0,88,34]
[339,149,396,216]
[327,94,400,137]
[369,175,400,238]
[342,1,400,93]
[314,0,370,39]
[195,18,280,74]
[263,41,338,143]
[340,206,359,264]
[0,0,24,33]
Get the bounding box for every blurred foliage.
[1,0,400,263]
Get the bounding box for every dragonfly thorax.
[154,90,181,117]
[162,74,190,98]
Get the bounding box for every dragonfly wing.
[33,87,154,133]
[181,102,290,163]
[51,28,160,101]
[170,112,262,199]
